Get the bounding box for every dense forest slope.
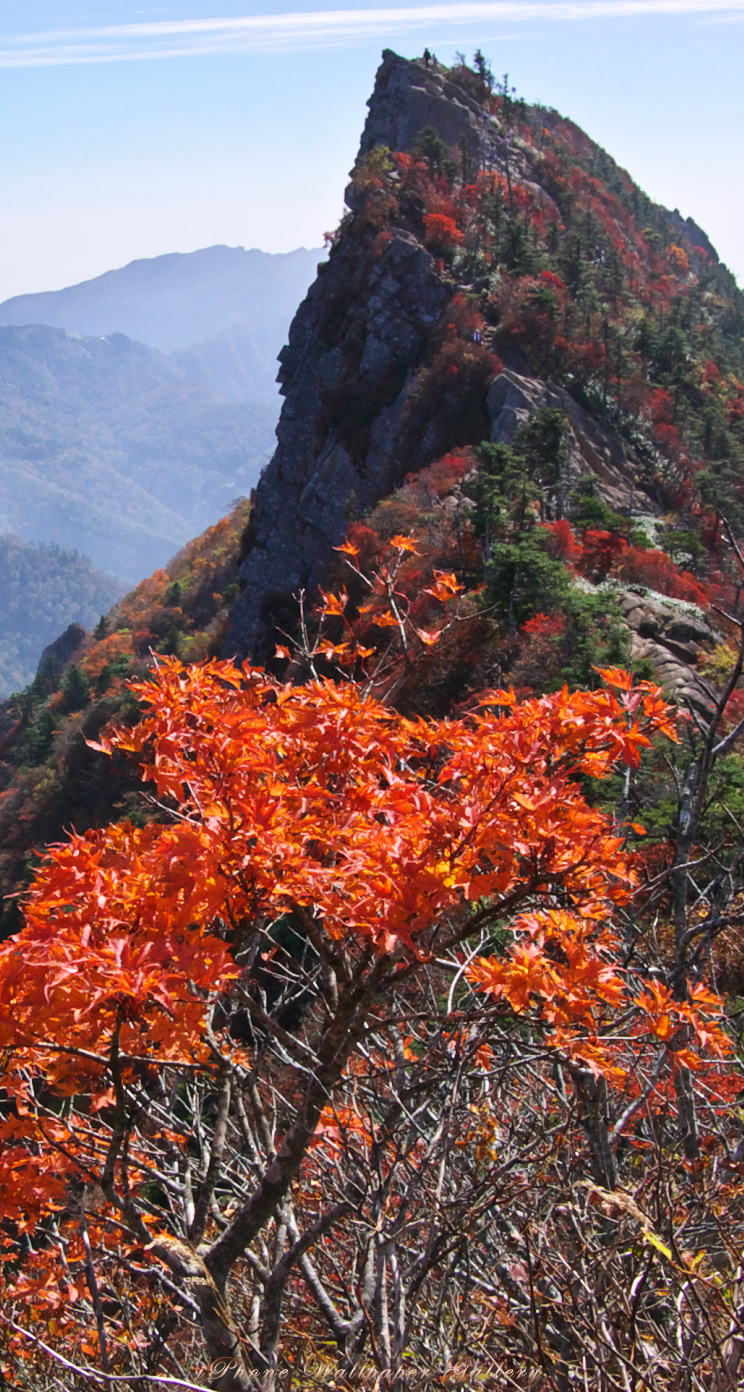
[3,53,744,1390]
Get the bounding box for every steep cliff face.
[357,48,503,167]
[228,52,511,660]
[228,224,449,661]
[226,48,693,661]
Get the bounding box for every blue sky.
[0,0,742,299]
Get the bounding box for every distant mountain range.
[0,245,322,403]
[0,323,280,584]
[0,244,322,682]
[0,245,323,585]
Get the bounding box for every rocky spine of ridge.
[226,52,502,661]
[225,51,657,665]
[219,50,737,722]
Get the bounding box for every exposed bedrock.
[488,369,651,514]
[225,49,701,696]
[226,227,448,663]
[225,50,536,662]
[617,589,718,718]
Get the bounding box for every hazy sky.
[0,0,742,300]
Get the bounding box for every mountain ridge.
[0,244,323,355]
[228,49,744,662]
[0,322,277,584]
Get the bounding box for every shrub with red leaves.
[577,530,627,581]
[544,519,581,564]
[423,213,464,250]
[614,547,709,605]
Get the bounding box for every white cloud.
[1,1,743,66]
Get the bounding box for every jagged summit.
[227,49,741,663]
[358,48,502,167]
[228,51,507,660]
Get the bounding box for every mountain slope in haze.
[0,535,123,696]
[0,498,252,936]
[0,245,323,403]
[0,324,276,584]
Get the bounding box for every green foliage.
[486,528,571,628]
[474,409,568,544]
[474,440,540,538]
[59,664,90,714]
[470,410,629,682]
[494,71,527,126]
[351,145,394,189]
[557,589,629,687]
[659,528,706,570]
[26,707,56,764]
[501,217,540,275]
[472,49,494,95]
[474,414,572,629]
[515,407,567,493]
[698,458,744,534]
[699,753,744,846]
[412,127,454,179]
[570,477,627,533]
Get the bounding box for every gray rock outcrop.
[36,622,86,680]
[358,49,502,171]
[227,51,495,661]
[488,368,650,514]
[226,227,449,662]
[616,588,718,717]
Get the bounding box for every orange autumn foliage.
[0,658,711,1373]
[0,664,685,1135]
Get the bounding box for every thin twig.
[1,1313,213,1390]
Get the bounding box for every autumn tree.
[1,640,742,1392]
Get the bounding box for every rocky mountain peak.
[224,53,614,660]
[227,54,460,662]
[226,44,743,710]
[357,48,501,169]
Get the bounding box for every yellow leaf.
[643,1228,673,1261]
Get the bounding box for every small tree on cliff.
[473,48,494,96]
[413,125,453,179]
